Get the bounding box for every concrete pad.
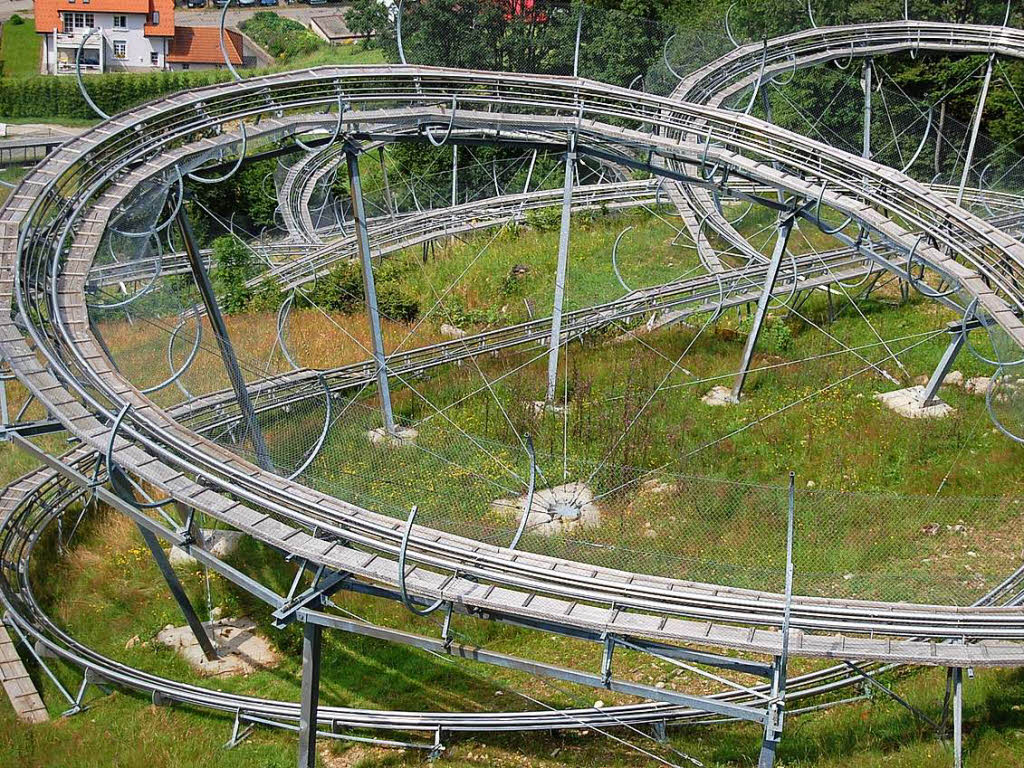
[440,323,466,339]
[493,482,601,538]
[366,426,418,447]
[965,376,991,396]
[874,385,953,419]
[531,400,570,417]
[169,529,243,567]
[154,618,280,677]
[701,386,735,406]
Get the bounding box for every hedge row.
[0,69,235,121]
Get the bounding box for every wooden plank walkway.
[0,625,48,723]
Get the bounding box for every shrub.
[525,206,562,232]
[211,236,259,313]
[377,281,419,322]
[8,14,24,25]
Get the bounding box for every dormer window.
[151,11,159,25]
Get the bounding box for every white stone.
[946,370,964,387]
[701,385,735,406]
[874,386,954,419]
[169,529,243,567]
[531,400,570,417]
[492,482,601,538]
[366,426,418,447]
[440,323,466,339]
[965,376,991,396]
[154,617,280,677]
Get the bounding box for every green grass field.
[0,16,40,78]
[3,207,1024,767]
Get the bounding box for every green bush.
[525,206,562,232]
[377,281,419,322]
[240,12,322,62]
[211,236,259,314]
[8,14,24,25]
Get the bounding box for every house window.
[150,51,159,65]
[63,12,95,29]
[113,14,127,28]
[113,40,126,59]
[151,11,159,25]
[181,63,190,70]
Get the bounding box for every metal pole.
[956,54,995,208]
[135,521,218,661]
[451,144,458,208]
[175,207,273,471]
[378,146,395,221]
[572,6,584,78]
[731,213,795,402]
[953,666,963,768]
[297,620,322,768]
[862,58,873,160]
[921,330,966,406]
[546,136,576,403]
[345,143,396,434]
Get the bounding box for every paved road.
[0,0,34,23]
[1,2,351,30]
[177,4,351,31]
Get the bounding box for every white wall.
[44,12,164,73]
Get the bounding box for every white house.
[34,0,244,74]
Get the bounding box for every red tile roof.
[35,0,146,33]
[144,0,175,36]
[166,25,242,65]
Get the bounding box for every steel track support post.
[135,521,218,661]
[345,142,396,434]
[731,213,796,402]
[451,144,458,208]
[956,54,995,208]
[921,330,966,406]
[175,206,273,471]
[545,136,577,403]
[953,666,964,768]
[862,58,873,161]
[758,471,795,768]
[572,5,584,78]
[297,620,323,768]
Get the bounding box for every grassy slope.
[0,17,40,78]
[2,214,1024,766]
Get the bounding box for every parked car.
[239,0,256,6]
[186,0,206,7]
[259,0,278,6]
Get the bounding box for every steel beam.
[731,213,796,401]
[956,54,995,208]
[921,330,966,406]
[345,142,396,434]
[546,138,576,403]
[953,666,963,768]
[862,58,873,161]
[298,621,322,768]
[175,206,273,471]
[125,511,218,662]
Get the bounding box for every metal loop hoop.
[962,298,1024,368]
[662,34,683,83]
[188,123,248,184]
[294,93,346,153]
[986,365,1024,444]
[109,168,184,239]
[142,305,203,395]
[724,3,741,47]
[813,183,854,235]
[611,225,634,294]
[276,291,301,370]
[86,233,163,310]
[286,374,333,480]
[424,96,458,147]
[507,435,537,551]
[219,0,242,82]
[76,28,110,120]
[903,235,961,301]
[398,505,447,616]
[699,127,731,186]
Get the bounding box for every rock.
[701,386,735,407]
[806,480,816,489]
[965,376,991,396]
[593,700,605,709]
[655,681,666,690]
[874,386,953,419]
[366,426,418,447]
[531,400,569,417]
[509,264,529,277]
[170,530,244,567]
[155,618,281,677]
[946,370,964,387]
[920,523,940,536]
[493,482,601,538]
[125,635,140,650]
[440,323,466,339]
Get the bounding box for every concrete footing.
[367,426,418,447]
[875,386,954,419]
[493,482,601,538]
